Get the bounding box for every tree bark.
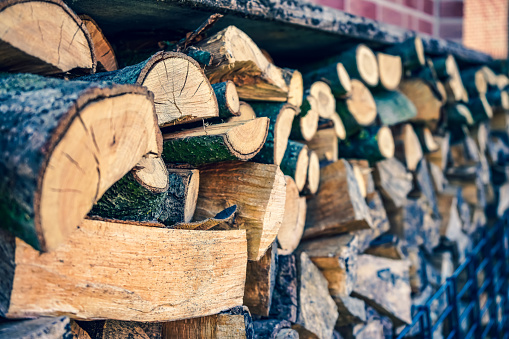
[304,128,338,163]
[337,126,395,163]
[330,44,379,87]
[80,15,118,72]
[253,320,295,339]
[270,254,298,323]
[212,81,241,118]
[280,141,309,192]
[336,80,377,137]
[0,317,71,339]
[158,168,199,225]
[290,95,319,141]
[373,90,417,126]
[303,64,352,98]
[384,37,425,72]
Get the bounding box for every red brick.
[404,0,421,10]
[440,1,463,17]
[423,0,434,15]
[381,6,404,26]
[313,0,345,10]
[350,0,377,20]
[408,14,420,31]
[419,19,433,34]
[439,22,463,39]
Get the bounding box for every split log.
[244,242,277,316]
[89,157,168,222]
[163,306,253,339]
[337,126,395,163]
[162,118,269,166]
[352,254,412,325]
[384,37,425,72]
[229,101,257,123]
[280,141,309,191]
[307,81,337,118]
[278,176,306,254]
[304,159,372,240]
[304,128,338,163]
[0,0,95,74]
[73,320,162,339]
[0,73,160,251]
[445,103,474,126]
[80,15,118,72]
[253,320,295,339]
[336,80,377,136]
[414,158,440,218]
[364,234,404,260]
[250,102,296,165]
[194,161,286,260]
[400,79,442,123]
[297,233,358,296]
[270,254,298,322]
[373,90,417,126]
[338,320,384,339]
[81,51,219,127]
[0,317,71,339]
[333,295,366,328]
[290,95,319,141]
[373,158,413,211]
[393,123,423,171]
[194,26,300,103]
[415,126,439,153]
[349,160,375,196]
[302,150,321,195]
[333,44,379,87]
[461,68,488,96]
[158,168,199,225]
[212,81,241,118]
[433,55,465,102]
[0,219,247,321]
[429,162,446,193]
[356,191,391,252]
[486,88,509,110]
[425,133,450,171]
[303,63,352,98]
[168,204,236,231]
[285,69,305,107]
[375,53,402,91]
[295,252,339,339]
[352,165,367,198]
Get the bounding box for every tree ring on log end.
[356,45,379,87]
[415,37,425,67]
[300,97,319,141]
[225,80,241,115]
[337,63,352,95]
[310,81,335,118]
[348,80,377,126]
[133,157,169,193]
[377,126,395,160]
[225,118,271,159]
[331,113,346,140]
[274,105,296,166]
[287,70,304,107]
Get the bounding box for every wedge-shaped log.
[305,128,338,162]
[250,103,296,165]
[336,80,377,137]
[400,79,442,123]
[90,157,168,222]
[374,158,413,211]
[304,159,372,239]
[162,118,268,166]
[303,63,352,98]
[195,26,301,103]
[352,254,411,325]
[375,53,402,91]
[0,0,95,74]
[384,37,425,72]
[0,219,247,320]
[81,51,218,127]
[338,126,395,163]
[298,234,358,296]
[0,73,160,251]
[373,91,417,126]
[393,124,423,172]
[280,141,309,192]
[158,168,199,225]
[80,15,117,72]
[333,295,366,328]
[0,317,71,339]
[278,176,306,255]
[332,44,379,87]
[357,191,391,252]
[194,161,286,260]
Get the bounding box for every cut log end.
[377,53,402,90]
[357,45,379,87]
[421,127,439,153]
[229,101,257,123]
[300,97,319,141]
[295,146,310,191]
[226,118,269,159]
[331,113,347,140]
[0,0,95,74]
[377,126,395,159]
[337,63,353,95]
[213,81,241,117]
[347,79,377,126]
[80,15,118,72]
[306,151,321,195]
[279,176,306,254]
[288,70,304,107]
[275,106,297,165]
[133,157,169,193]
[310,81,336,118]
[415,37,426,66]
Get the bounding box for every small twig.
[176,13,223,51]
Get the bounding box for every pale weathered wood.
[392,123,423,171]
[352,254,411,325]
[291,95,319,141]
[373,158,413,211]
[333,294,366,328]
[253,319,295,339]
[364,234,404,260]
[303,63,352,99]
[400,79,442,123]
[373,90,416,126]
[0,219,247,321]
[278,176,306,255]
[0,317,71,339]
[80,15,118,72]
[0,0,95,74]
[194,161,286,260]
[304,159,372,240]
[304,128,338,163]
[73,320,162,339]
[229,101,257,123]
[336,80,377,137]
[376,53,402,91]
[356,191,391,252]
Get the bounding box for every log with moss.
[80,15,118,72]
[375,53,402,91]
[250,102,296,165]
[384,37,425,72]
[80,51,219,127]
[331,44,379,87]
[158,168,199,226]
[162,118,269,166]
[280,141,310,192]
[337,126,395,164]
[0,73,160,251]
[212,81,241,118]
[303,63,352,98]
[89,157,168,222]
[336,80,377,137]
[290,95,319,141]
[373,90,417,126]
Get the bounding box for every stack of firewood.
[0,1,508,338]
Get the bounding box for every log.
[295,252,339,339]
[73,320,162,339]
[229,101,257,123]
[162,118,269,166]
[163,306,253,339]
[349,160,375,196]
[280,141,309,192]
[307,81,337,118]
[89,157,168,222]
[373,158,413,211]
[333,44,379,87]
[329,113,347,139]
[194,161,286,260]
[461,68,488,96]
[0,317,71,339]
[425,133,450,171]
[352,165,367,198]
[337,126,395,163]
[373,90,417,126]
[290,95,319,141]
[244,242,277,316]
[304,159,372,240]
[0,0,95,75]
[384,37,425,72]
[302,150,321,195]
[338,320,384,339]
[336,80,377,136]
[303,63,352,98]
[0,219,247,320]
[356,191,391,252]
[250,102,296,165]
[400,79,442,122]
[304,128,338,163]
[486,88,509,110]
[414,158,440,218]
[285,69,305,107]
[445,103,474,126]
[270,254,298,322]
[490,108,509,132]
[333,295,366,328]
[364,234,404,260]
[297,233,358,296]
[352,254,412,325]
[79,15,118,72]
[415,126,439,153]
[278,176,306,255]
[194,26,300,103]
[253,320,295,339]
[375,53,402,91]
[0,73,160,251]
[168,204,237,231]
[81,51,219,127]
[158,168,199,225]
[212,81,241,118]
[393,123,423,171]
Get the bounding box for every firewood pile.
[0,1,508,338]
